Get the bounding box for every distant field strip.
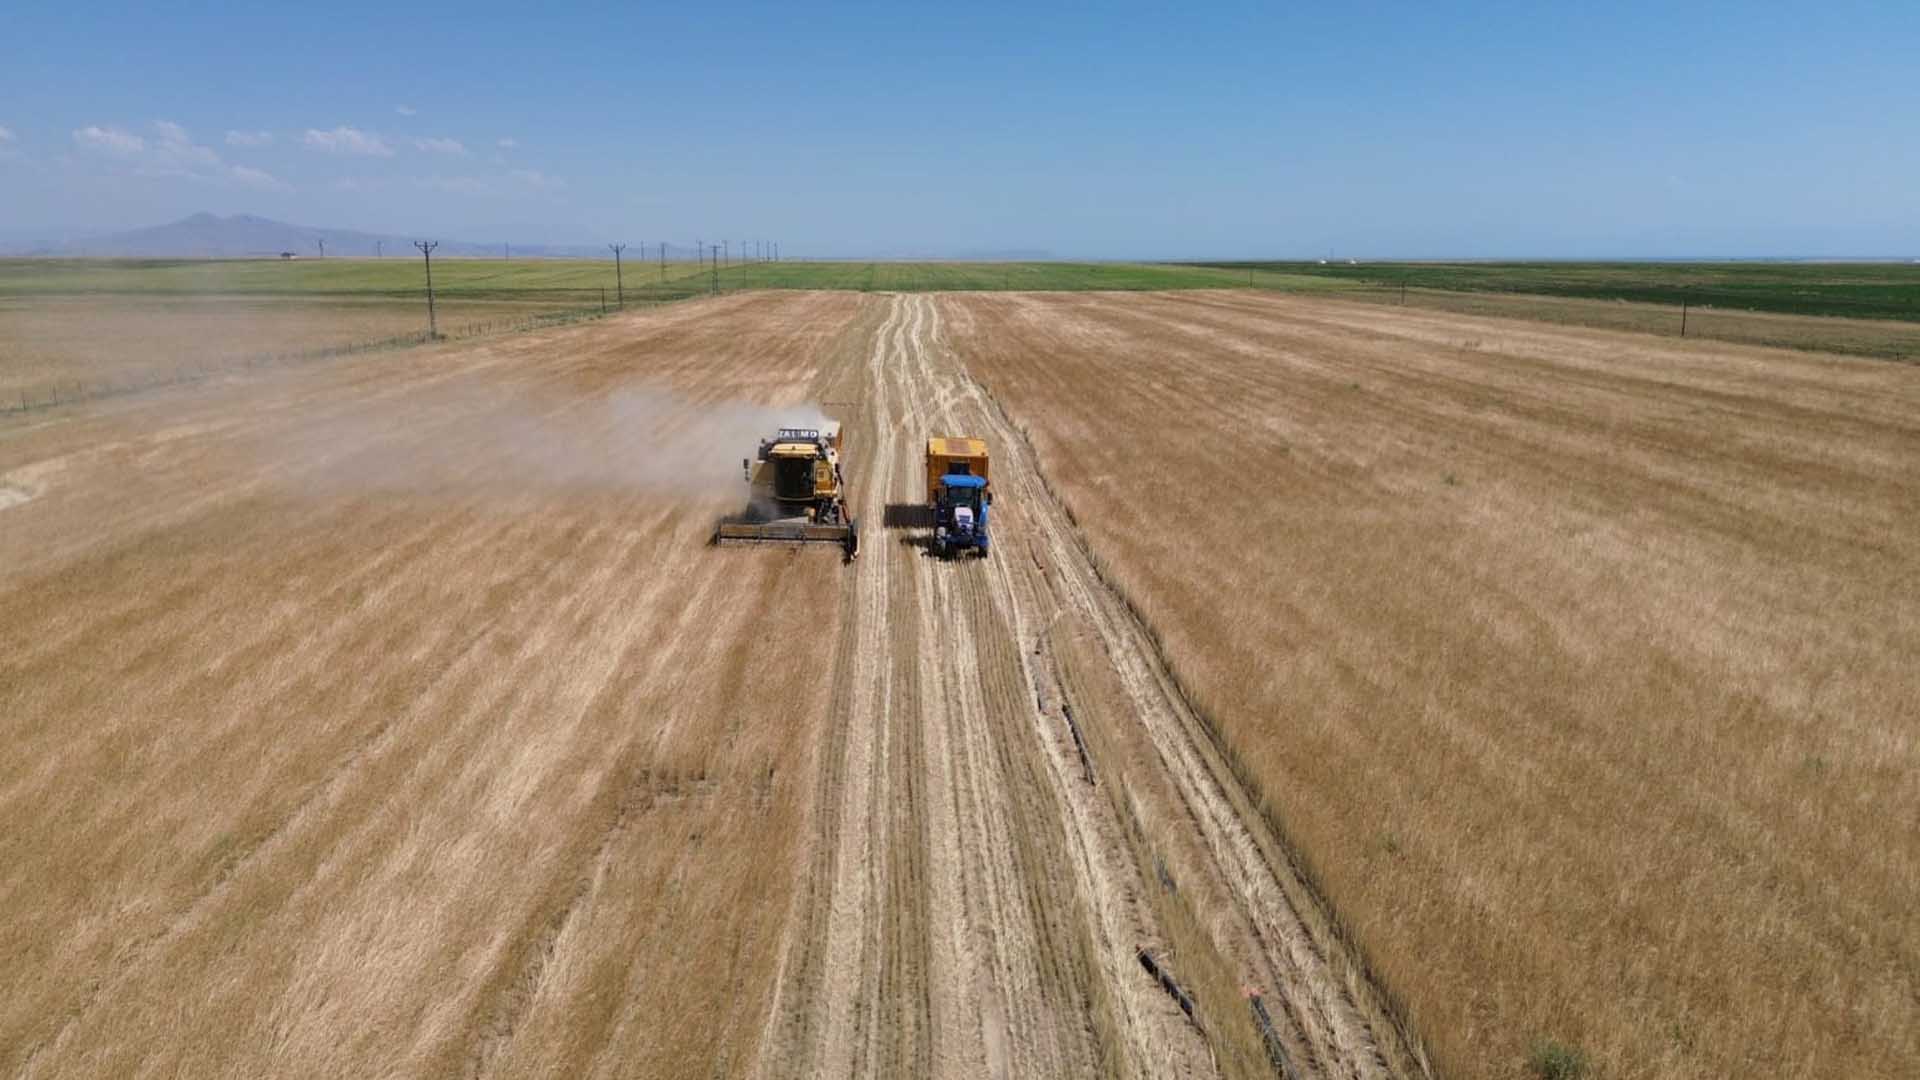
[1189,259,1920,321]
[0,259,718,409]
[0,257,713,298]
[691,260,1336,293]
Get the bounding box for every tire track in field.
[899,295,1209,1077]
[924,294,1429,1080]
[756,294,909,1079]
[759,293,1139,1078]
[756,291,1423,1077]
[901,295,1094,1079]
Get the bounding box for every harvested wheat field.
[2,292,856,1078]
[939,290,1920,1079]
[9,284,1911,1080]
[0,294,588,403]
[1,290,1423,1079]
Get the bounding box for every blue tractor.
[932,473,990,558]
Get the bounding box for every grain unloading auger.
[712,422,859,560]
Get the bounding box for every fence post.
[1681,296,1689,338]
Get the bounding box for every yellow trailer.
[926,436,991,558]
[926,436,989,502]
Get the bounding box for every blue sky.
[1,1,1916,257]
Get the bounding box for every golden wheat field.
[1,289,1423,1080]
[3,286,1913,1080]
[941,290,1920,1079]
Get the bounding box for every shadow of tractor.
[883,503,940,553]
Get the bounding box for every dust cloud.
[268,382,835,504]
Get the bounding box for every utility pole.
[414,240,440,338]
[504,242,510,261]
[724,240,729,267]
[316,238,325,258]
[609,243,627,307]
[711,245,720,294]
[659,241,665,281]
[696,239,703,274]
[376,240,383,258]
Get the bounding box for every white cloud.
[303,126,394,157]
[149,121,220,168]
[74,125,145,155]
[70,120,288,190]
[225,130,273,147]
[228,165,288,191]
[411,136,467,155]
[395,104,417,117]
[509,168,566,192]
[496,137,517,149]
[0,126,16,144]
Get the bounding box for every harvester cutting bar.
[713,521,856,544]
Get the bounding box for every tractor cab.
[933,473,990,557]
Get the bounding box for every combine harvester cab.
[927,436,990,559]
[714,422,859,560]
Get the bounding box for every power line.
[414,240,440,338]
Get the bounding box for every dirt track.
[752,294,1420,1079]
[2,291,1418,1078]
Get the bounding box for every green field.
[699,260,1336,292]
[0,258,713,302]
[6,257,1916,363]
[1186,260,1920,321]
[0,258,1335,298]
[8,257,1918,315]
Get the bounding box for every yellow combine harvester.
[713,422,859,558]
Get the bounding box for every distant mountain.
[13,213,614,259]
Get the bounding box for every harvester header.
[713,420,858,559]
